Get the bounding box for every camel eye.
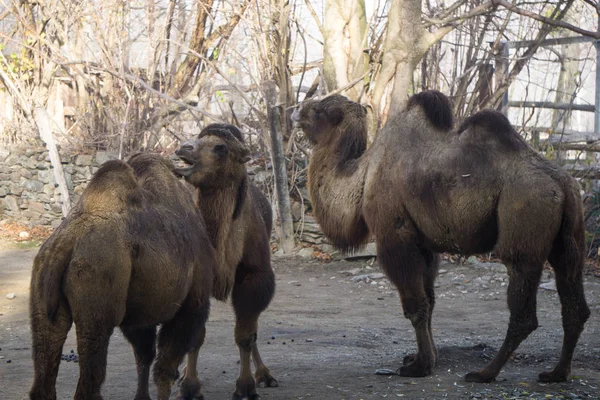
[213,144,228,158]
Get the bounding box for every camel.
[292,91,590,383]
[29,153,215,400]
[175,123,277,400]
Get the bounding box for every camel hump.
[407,90,454,131]
[458,110,528,151]
[80,160,140,213]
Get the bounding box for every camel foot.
[403,353,416,365]
[178,376,203,399]
[256,374,278,388]
[464,371,496,383]
[232,393,260,400]
[178,394,204,400]
[255,367,278,388]
[233,376,260,400]
[538,369,568,383]
[133,395,152,400]
[397,358,431,377]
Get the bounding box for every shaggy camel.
[29,153,215,400]
[292,91,590,383]
[175,123,277,400]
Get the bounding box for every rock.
[438,269,448,274]
[23,180,44,192]
[38,169,53,184]
[9,183,23,195]
[3,195,18,212]
[0,149,9,162]
[467,255,479,264]
[473,262,506,273]
[75,154,94,166]
[22,210,42,219]
[28,201,46,214]
[539,280,557,291]
[6,293,16,299]
[341,268,363,276]
[297,247,314,259]
[351,272,385,282]
[19,231,30,239]
[290,201,303,221]
[0,187,7,197]
[343,242,377,260]
[94,151,116,166]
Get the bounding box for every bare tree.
[322,0,369,100]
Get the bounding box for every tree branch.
[424,1,495,46]
[492,0,600,39]
[302,0,324,37]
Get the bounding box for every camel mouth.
[173,151,197,177]
[177,155,194,166]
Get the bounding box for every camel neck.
[308,147,370,250]
[195,177,246,246]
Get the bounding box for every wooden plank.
[507,101,595,112]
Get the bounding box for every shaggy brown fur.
[29,154,215,400]
[293,91,590,383]
[175,123,277,400]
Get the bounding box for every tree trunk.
[274,0,294,142]
[34,106,72,217]
[371,0,428,123]
[552,2,583,160]
[323,0,368,100]
[170,0,215,96]
[264,81,295,253]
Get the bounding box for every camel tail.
[552,180,586,279]
[31,227,74,322]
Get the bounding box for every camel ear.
[326,107,344,126]
[237,144,251,163]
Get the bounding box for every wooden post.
[477,63,494,110]
[495,41,509,115]
[263,80,295,253]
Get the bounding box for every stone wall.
[0,147,116,227]
[0,147,276,229]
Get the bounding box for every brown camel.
[175,123,277,400]
[29,153,215,400]
[292,91,590,383]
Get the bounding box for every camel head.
[293,95,368,169]
[174,123,251,188]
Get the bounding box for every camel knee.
[236,332,257,351]
[401,297,428,326]
[509,317,539,340]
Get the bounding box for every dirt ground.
[0,239,599,400]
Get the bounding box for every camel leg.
[153,303,209,400]
[403,250,439,367]
[231,261,276,400]
[122,326,157,400]
[252,343,278,388]
[378,238,436,377]
[539,258,590,382]
[465,262,543,383]
[177,327,206,400]
[29,298,72,400]
[74,324,114,400]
